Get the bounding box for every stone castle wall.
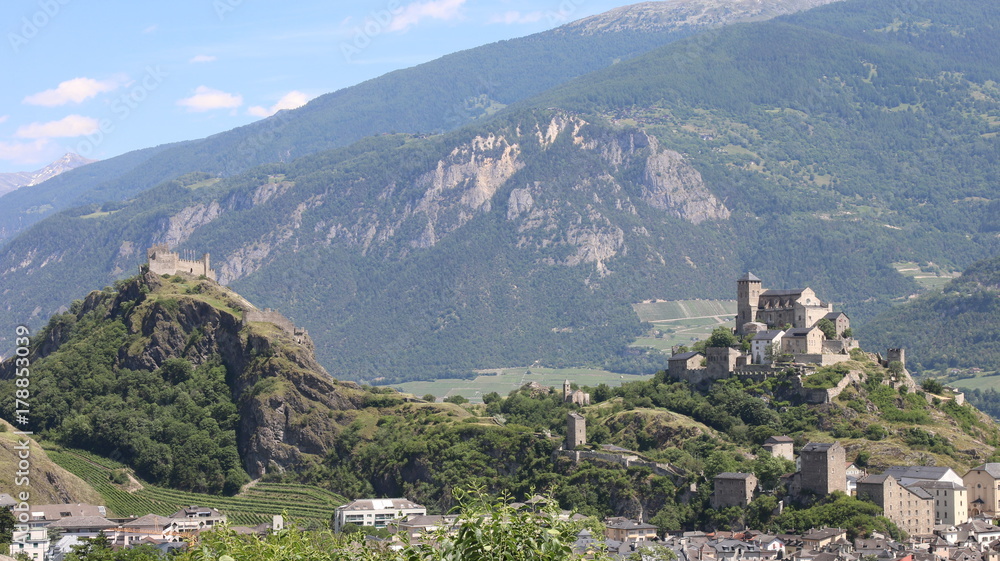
[147,244,216,281]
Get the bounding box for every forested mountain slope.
[2,0,999,381]
[860,256,1000,376]
[0,0,810,246]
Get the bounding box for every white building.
[9,526,50,561]
[333,498,426,533]
[909,480,968,526]
[751,330,784,365]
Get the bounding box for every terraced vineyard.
[46,447,345,528]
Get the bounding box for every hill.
[0,270,378,493]
[0,0,818,246]
[0,154,95,199]
[860,256,1000,377]
[0,419,103,505]
[3,271,1000,529]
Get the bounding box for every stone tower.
[566,412,586,450]
[800,441,846,496]
[736,272,763,335]
[887,348,906,368]
[563,379,572,401]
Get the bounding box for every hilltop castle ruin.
[147,244,217,281]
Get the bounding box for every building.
[801,528,847,551]
[857,474,934,536]
[563,380,590,406]
[781,326,824,355]
[567,412,586,450]
[668,351,703,379]
[8,527,49,561]
[908,480,968,526]
[883,466,964,488]
[821,312,851,339]
[964,463,1000,517]
[333,499,426,533]
[752,331,785,365]
[168,506,227,532]
[706,347,742,379]
[23,504,107,528]
[736,273,834,336]
[147,244,217,280]
[800,442,846,496]
[713,472,758,508]
[604,518,658,543]
[763,436,795,462]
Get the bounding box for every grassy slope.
[0,419,103,505]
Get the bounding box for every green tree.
[816,318,837,340]
[706,327,737,349]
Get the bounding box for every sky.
[0,0,636,173]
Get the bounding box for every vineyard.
[46,447,346,528]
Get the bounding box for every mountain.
[4,0,1000,381]
[0,0,843,247]
[563,0,839,34]
[0,153,95,198]
[0,271,379,492]
[860,256,1000,376]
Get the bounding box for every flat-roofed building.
[334,498,426,533]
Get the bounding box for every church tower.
[736,272,763,335]
[563,379,572,401]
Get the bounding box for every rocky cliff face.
[562,0,842,35]
[197,113,728,284]
[3,272,368,479]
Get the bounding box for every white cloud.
[177,86,243,112]
[248,91,313,117]
[0,139,53,165]
[15,115,101,139]
[23,77,125,107]
[489,11,545,24]
[388,0,466,32]
[143,24,158,34]
[189,54,217,63]
[0,115,8,124]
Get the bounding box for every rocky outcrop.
[642,136,731,224]
[8,273,368,479]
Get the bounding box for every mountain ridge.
[0,153,95,198]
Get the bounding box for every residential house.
[604,518,658,542]
[857,474,935,536]
[713,473,758,509]
[333,499,426,533]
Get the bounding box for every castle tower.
[887,348,906,368]
[567,412,586,449]
[736,272,763,335]
[563,379,572,401]
[800,441,846,496]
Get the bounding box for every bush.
[444,395,469,405]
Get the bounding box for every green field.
[630,299,736,352]
[892,261,960,291]
[946,375,1000,392]
[391,367,651,403]
[632,299,736,322]
[46,446,345,528]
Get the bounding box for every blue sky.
[0,0,634,173]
